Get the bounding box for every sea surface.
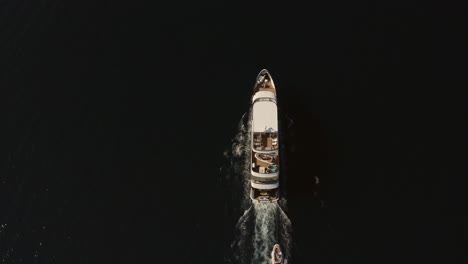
[1,1,466,264]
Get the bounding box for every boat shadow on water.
[279,90,337,264]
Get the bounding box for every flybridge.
[250,69,280,202]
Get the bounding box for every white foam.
[224,110,294,263]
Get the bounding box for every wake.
[223,112,293,264]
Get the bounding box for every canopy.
[252,100,278,132]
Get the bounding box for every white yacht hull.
[250,69,280,202]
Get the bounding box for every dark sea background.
[1,1,466,264]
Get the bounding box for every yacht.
[271,244,284,264]
[250,69,280,202]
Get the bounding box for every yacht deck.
[252,132,279,151]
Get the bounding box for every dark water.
[1,1,466,264]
